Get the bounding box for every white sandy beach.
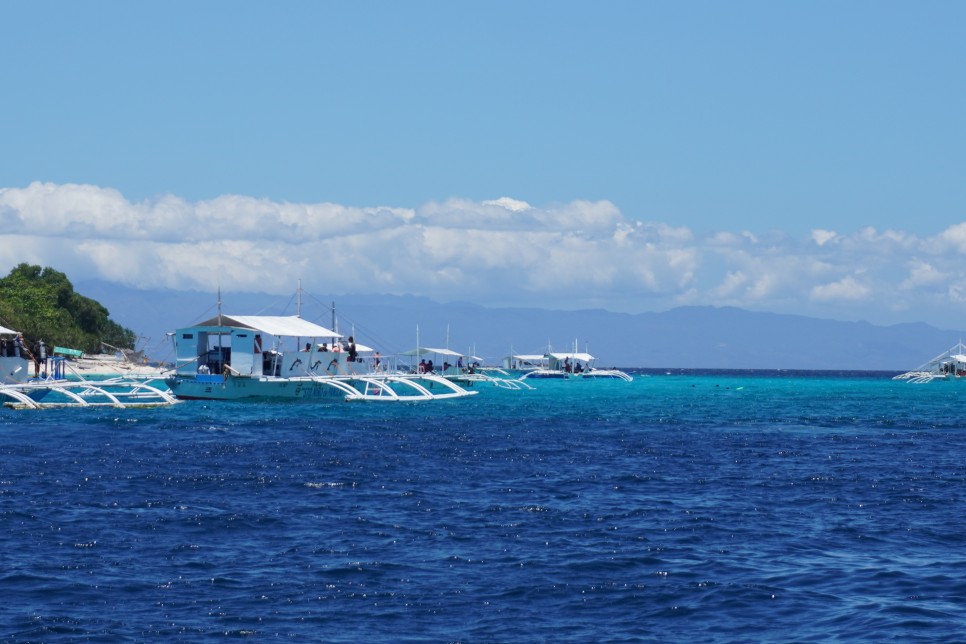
[56,354,171,379]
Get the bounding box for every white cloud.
[3,181,966,326]
[810,276,872,302]
[811,229,837,246]
[939,222,966,253]
[710,271,748,298]
[899,259,947,290]
[482,197,532,212]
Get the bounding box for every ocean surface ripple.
[1,371,964,642]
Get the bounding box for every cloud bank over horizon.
[1,181,964,328]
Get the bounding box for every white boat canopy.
[0,325,19,335]
[194,315,341,338]
[511,354,547,362]
[548,352,595,362]
[400,347,464,358]
[321,340,374,353]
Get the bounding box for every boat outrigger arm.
[1,377,178,409]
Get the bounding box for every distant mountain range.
[75,280,963,371]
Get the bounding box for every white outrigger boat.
[506,348,633,382]
[401,346,533,391]
[893,341,966,383]
[0,324,177,409]
[165,314,476,402]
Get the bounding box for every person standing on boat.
[32,339,47,377]
[347,336,358,362]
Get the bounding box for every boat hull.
[165,373,476,402]
[167,375,350,401]
[519,368,633,382]
[1,356,30,385]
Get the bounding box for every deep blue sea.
[2,371,965,642]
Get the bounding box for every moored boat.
[401,346,533,390]
[165,314,476,402]
[509,348,633,382]
[894,341,966,383]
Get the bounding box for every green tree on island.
[0,263,136,354]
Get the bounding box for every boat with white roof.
[507,343,633,382]
[0,324,177,409]
[894,341,966,383]
[401,345,533,390]
[165,314,476,402]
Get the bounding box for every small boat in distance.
[401,346,534,390]
[165,314,476,402]
[506,346,633,382]
[894,341,966,383]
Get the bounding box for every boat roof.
[401,346,464,358]
[549,352,595,361]
[0,325,19,335]
[511,354,547,361]
[191,315,341,338]
[318,340,374,353]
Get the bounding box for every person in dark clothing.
[33,339,47,377]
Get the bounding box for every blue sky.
[2,2,966,327]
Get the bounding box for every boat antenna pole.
[216,286,224,366]
[297,279,302,318]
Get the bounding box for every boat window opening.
[182,333,194,339]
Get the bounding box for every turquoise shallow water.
[1,371,964,642]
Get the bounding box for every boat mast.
[297,279,302,318]
[216,286,223,367]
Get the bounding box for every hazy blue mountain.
[75,280,963,371]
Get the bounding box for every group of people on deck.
[304,336,359,362]
[417,357,482,374]
[0,335,25,358]
[561,357,585,374]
